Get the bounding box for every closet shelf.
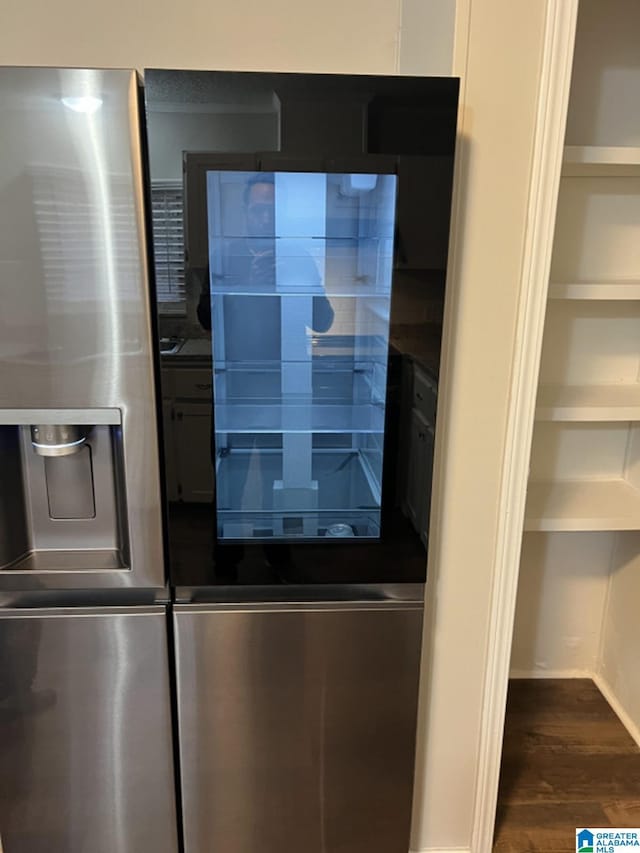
[548,281,640,300]
[536,384,640,421]
[562,146,640,176]
[524,479,640,532]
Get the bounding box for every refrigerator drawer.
[174,599,423,853]
[0,606,178,853]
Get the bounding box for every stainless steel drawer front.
[0,607,178,853]
[174,600,423,853]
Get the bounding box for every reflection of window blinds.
[31,165,140,302]
[151,184,186,305]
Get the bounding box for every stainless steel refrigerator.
[0,68,178,853]
[144,69,458,853]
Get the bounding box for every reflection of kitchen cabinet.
[161,366,214,503]
[172,369,213,401]
[401,360,437,546]
[406,409,434,546]
[419,424,434,547]
[162,398,179,502]
[174,403,214,503]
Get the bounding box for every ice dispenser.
[0,410,129,573]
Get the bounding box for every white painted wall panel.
[599,533,640,744]
[511,532,613,676]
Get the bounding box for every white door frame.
[467,2,579,851]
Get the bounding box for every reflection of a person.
[197,174,334,347]
[196,174,334,581]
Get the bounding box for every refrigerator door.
[174,590,423,853]
[144,70,459,588]
[0,605,178,853]
[0,67,164,590]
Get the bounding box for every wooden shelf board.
[536,384,640,421]
[562,146,640,176]
[548,281,640,300]
[525,479,640,532]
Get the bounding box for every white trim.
[593,672,640,751]
[410,848,470,853]
[509,668,593,679]
[451,0,471,72]
[394,0,404,73]
[469,3,579,853]
[408,0,471,844]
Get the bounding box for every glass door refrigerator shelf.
[214,447,382,540]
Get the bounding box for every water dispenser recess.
[0,411,130,573]
[44,447,96,520]
[207,169,396,542]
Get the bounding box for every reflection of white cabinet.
[402,360,437,546]
[162,398,180,502]
[174,403,214,503]
[419,424,435,547]
[406,409,434,547]
[162,365,214,503]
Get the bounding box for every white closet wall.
[510,532,615,677]
[600,534,640,742]
[511,0,640,743]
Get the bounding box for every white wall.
[599,533,640,744]
[0,0,460,78]
[565,0,640,147]
[3,1,394,72]
[510,533,614,677]
[400,0,455,75]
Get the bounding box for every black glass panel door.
[143,70,458,585]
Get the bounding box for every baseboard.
[409,848,470,853]
[509,668,592,679]
[593,673,640,751]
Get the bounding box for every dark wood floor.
[494,679,640,852]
